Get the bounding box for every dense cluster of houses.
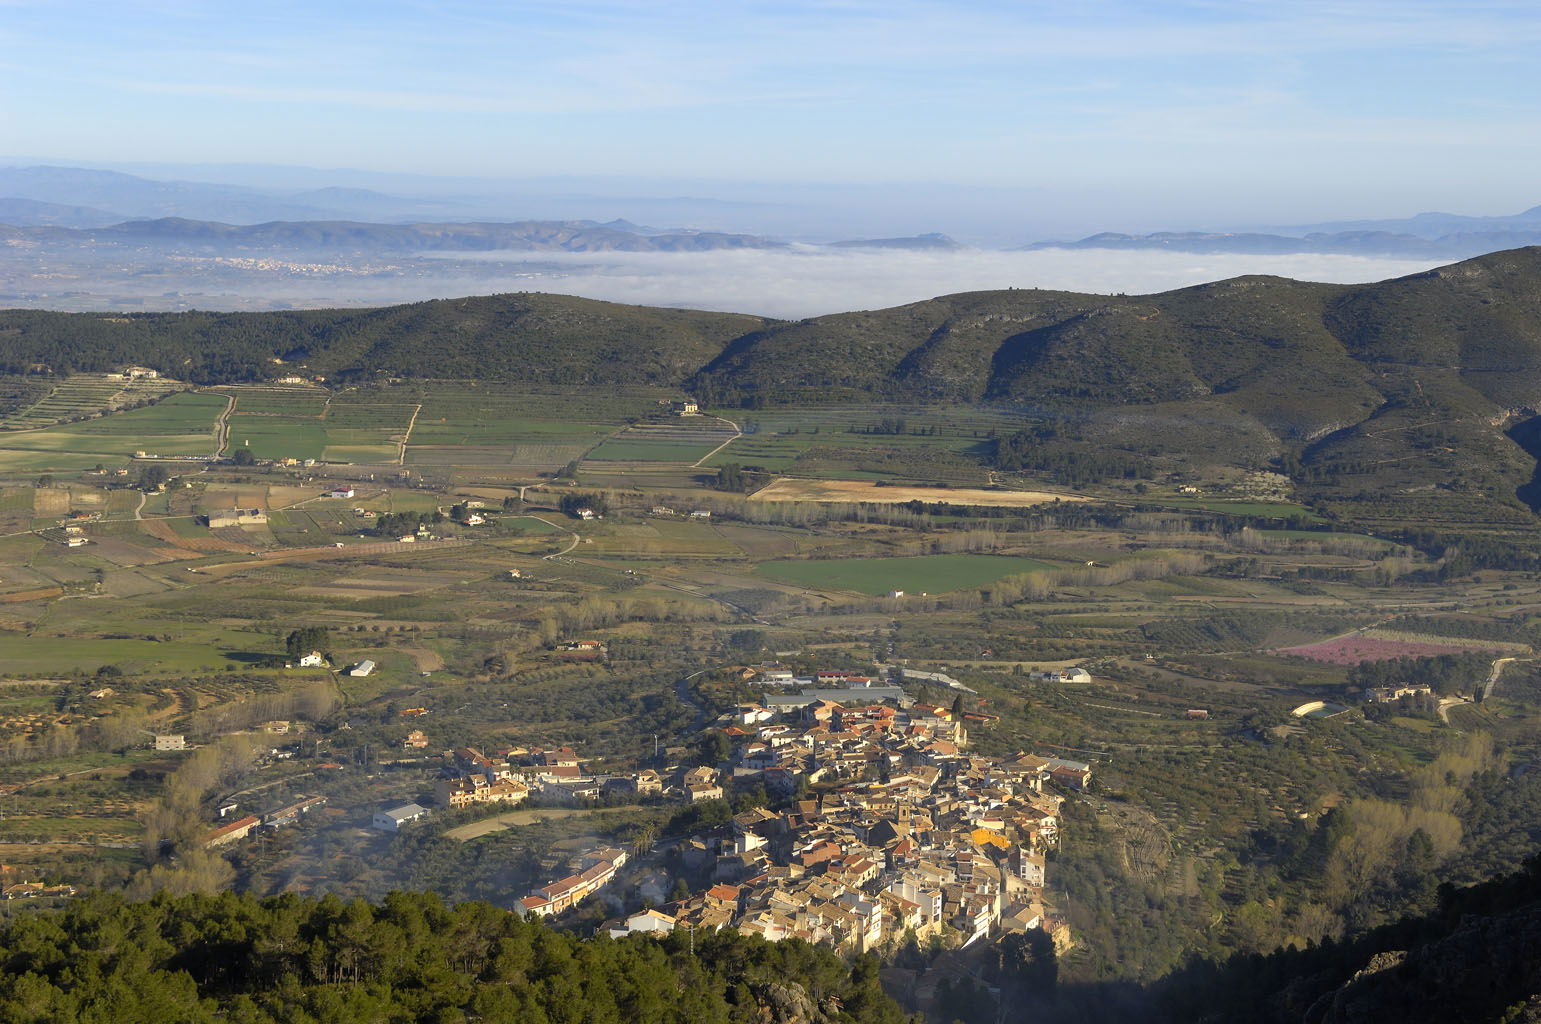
[605,692,1084,954]
[432,743,723,807]
[435,746,533,808]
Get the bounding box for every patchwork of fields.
[0,380,1070,495]
[0,378,684,475]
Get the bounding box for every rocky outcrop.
[1302,904,1541,1023]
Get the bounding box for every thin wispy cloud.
[5,0,1539,226]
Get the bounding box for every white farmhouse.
[372,803,429,831]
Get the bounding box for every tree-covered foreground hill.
[0,890,908,1024]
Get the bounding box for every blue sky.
[3,0,1540,225]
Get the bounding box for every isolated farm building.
[154,734,186,751]
[120,366,159,379]
[575,507,597,520]
[690,509,712,519]
[327,487,355,499]
[347,660,376,677]
[263,796,327,828]
[63,536,88,547]
[372,803,429,831]
[297,651,327,668]
[671,399,699,415]
[1364,684,1434,703]
[1037,666,1092,684]
[559,639,606,661]
[204,508,267,528]
[204,815,261,848]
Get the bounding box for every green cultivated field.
[0,635,253,674]
[699,404,1016,482]
[222,387,414,462]
[0,391,225,458]
[755,553,1056,595]
[584,438,718,462]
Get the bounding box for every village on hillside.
[402,663,1089,960]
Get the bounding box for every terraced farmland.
[0,391,225,460]
[0,373,186,430]
[585,420,736,462]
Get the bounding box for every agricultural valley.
[2,251,1541,1022]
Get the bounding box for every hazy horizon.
[2,155,1537,247]
[5,1,1540,244]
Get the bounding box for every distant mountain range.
[0,211,957,257]
[1023,206,1541,260]
[4,162,1539,260]
[827,233,963,251]
[0,216,785,254]
[0,197,124,229]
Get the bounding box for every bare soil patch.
[749,477,1088,507]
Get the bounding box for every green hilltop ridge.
[0,293,770,388]
[4,246,1541,521]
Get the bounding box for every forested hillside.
[0,889,908,1024]
[1141,852,1541,1023]
[0,294,768,386]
